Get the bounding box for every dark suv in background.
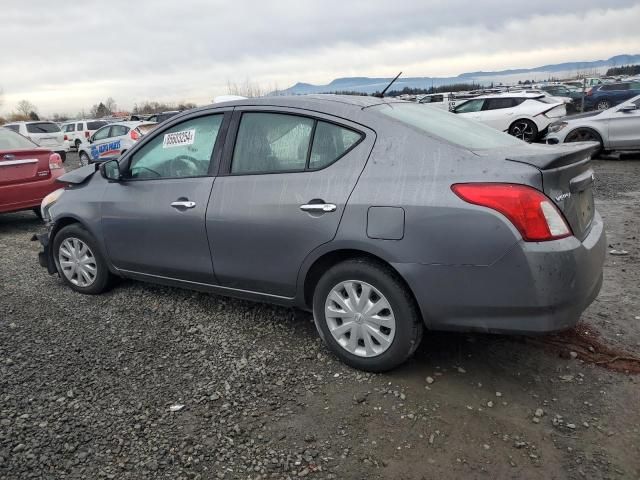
[585,82,640,110]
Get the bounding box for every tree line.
[605,64,640,76]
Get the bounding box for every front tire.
[312,259,423,372]
[508,119,538,142]
[53,224,111,294]
[79,151,91,166]
[564,128,603,155]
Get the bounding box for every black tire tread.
[52,224,111,295]
[313,257,423,372]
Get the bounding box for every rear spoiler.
[506,142,600,170]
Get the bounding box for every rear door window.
[4,125,19,133]
[26,122,60,134]
[110,125,129,137]
[483,98,515,110]
[231,113,313,174]
[77,123,83,130]
[309,122,362,169]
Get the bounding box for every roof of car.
[198,94,397,115]
[103,121,154,127]
[3,120,58,125]
[463,92,544,100]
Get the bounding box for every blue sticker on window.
[91,140,121,159]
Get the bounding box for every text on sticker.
[163,129,196,148]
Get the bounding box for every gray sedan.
[36,95,605,372]
[546,95,640,152]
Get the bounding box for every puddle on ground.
[526,323,640,374]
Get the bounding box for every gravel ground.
[1,152,639,480]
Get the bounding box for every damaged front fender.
[31,232,57,275]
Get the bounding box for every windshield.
[26,122,60,134]
[0,127,38,149]
[373,103,522,149]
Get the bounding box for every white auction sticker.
[163,129,196,148]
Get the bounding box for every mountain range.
[279,54,640,95]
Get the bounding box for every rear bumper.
[394,211,606,334]
[0,171,64,214]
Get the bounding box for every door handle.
[171,201,196,209]
[300,203,336,213]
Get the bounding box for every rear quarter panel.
[332,122,542,267]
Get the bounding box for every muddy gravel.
[1,153,639,479]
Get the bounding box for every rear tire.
[508,119,538,142]
[312,258,423,372]
[53,224,111,295]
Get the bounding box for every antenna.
[375,72,402,98]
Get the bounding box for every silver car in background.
[36,96,605,372]
[546,95,640,152]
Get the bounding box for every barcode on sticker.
[163,129,196,148]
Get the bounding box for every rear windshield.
[373,103,522,149]
[87,121,107,130]
[536,97,559,104]
[26,122,60,134]
[0,127,37,149]
[136,124,157,135]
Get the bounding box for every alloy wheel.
[509,120,537,142]
[566,129,599,143]
[324,280,396,358]
[596,100,610,110]
[58,237,97,287]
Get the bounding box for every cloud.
[1,0,639,115]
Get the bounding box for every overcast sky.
[2,0,640,116]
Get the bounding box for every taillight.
[64,134,68,141]
[451,183,572,241]
[130,129,140,141]
[49,153,63,170]
[586,88,593,96]
[85,131,90,138]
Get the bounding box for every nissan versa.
[36,95,606,372]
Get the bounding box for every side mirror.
[620,104,637,113]
[100,160,121,181]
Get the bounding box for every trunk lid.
[505,142,599,240]
[0,149,52,186]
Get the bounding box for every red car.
[0,127,65,217]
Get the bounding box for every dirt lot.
[1,152,639,480]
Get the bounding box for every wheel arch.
[564,126,604,147]
[298,247,424,324]
[49,215,118,275]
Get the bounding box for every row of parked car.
[417,86,640,151]
[1,111,183,166]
